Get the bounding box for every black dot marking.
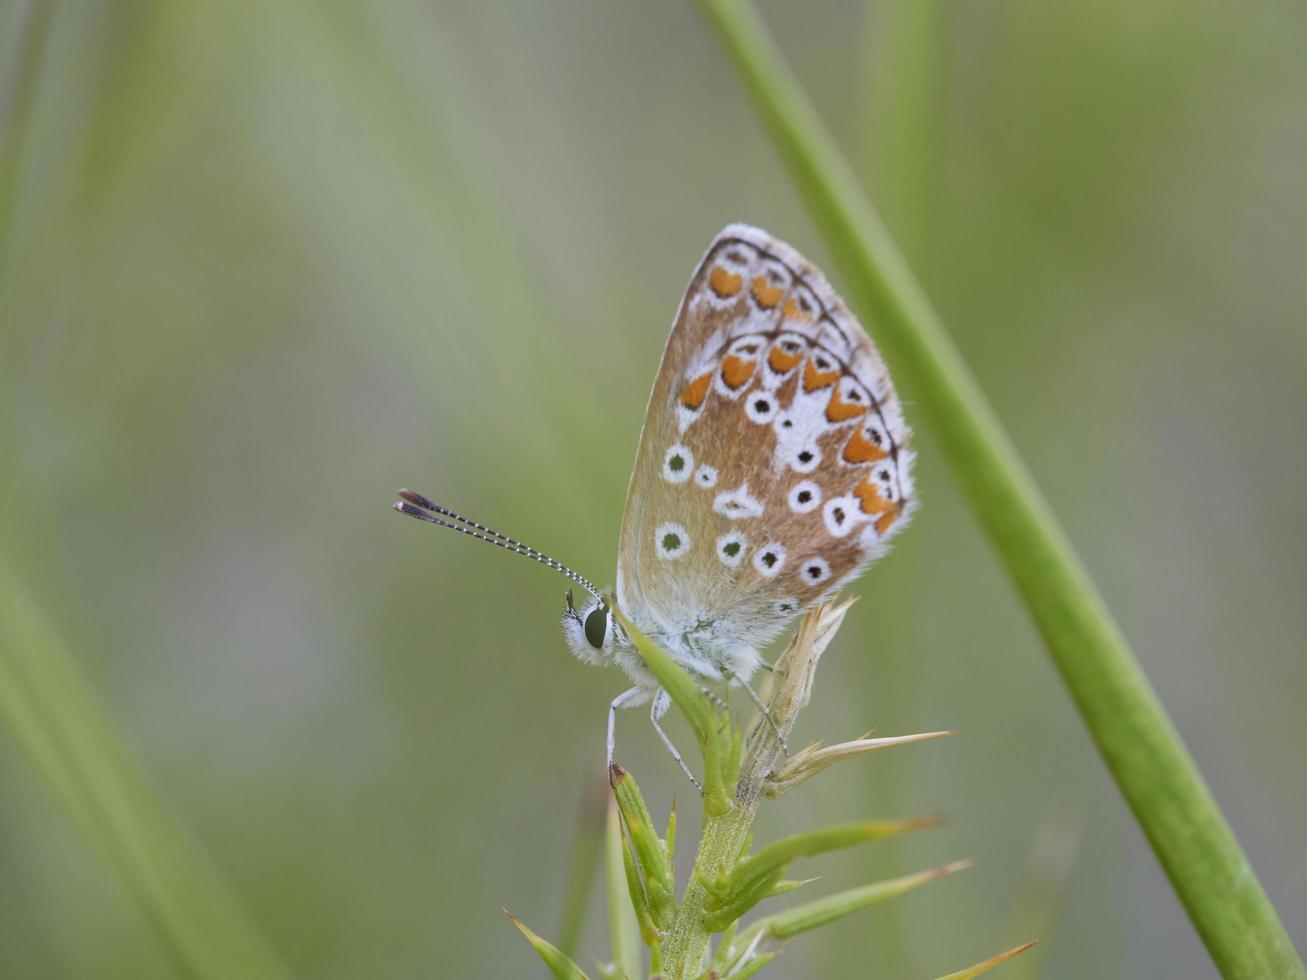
[833,508,846,524]
[807,565,821,579]
[870,429,883,445]
[662,532,681,551]
[783,341,800,352]
[799,297,812,313]
[848,391,861,401]
[762,552,778,568]
[797,490,812,503]
[754,399,770,412]
[670,455,685,472]
[740,344,759,355]
[816,358,831,370]
[723,541,741,557]
[779,603,793,613]
[798,451,813,464]
[726,249,747,264]
[782,419,793,429]
[880,470,890,481]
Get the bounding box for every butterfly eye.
[584,605,609,650]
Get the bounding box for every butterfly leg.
[650,689,702,793]
[697,684,729,712]
[607,686,651,769]
[727,669,790,755]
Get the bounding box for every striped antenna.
[393,488,602,600]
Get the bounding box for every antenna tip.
[393,500,428,520]
[397,488,436,510]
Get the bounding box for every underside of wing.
[616,224,915,656]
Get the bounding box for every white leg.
[651,690,702,792]
[698,684,729,712]
[728,669,790,755]
[607,686,650,769]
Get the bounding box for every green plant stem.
[658,665,790,975]
[659,602,850,977]
[693,1,1305,977]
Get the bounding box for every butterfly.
[395,224,915,788]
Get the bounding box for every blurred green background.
[2,1,1305,977]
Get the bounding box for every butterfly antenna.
[393,488,603,599]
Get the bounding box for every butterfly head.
[560,589,629,666]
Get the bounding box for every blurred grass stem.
[693,0,1306,976]
[604,797,641,980]
[0,563,289,980]
[558,770,608,961]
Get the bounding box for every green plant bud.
[611,764,676,927]
[621,828,661,949]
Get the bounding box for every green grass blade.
[693,2,1306,977]
[0,563,290,980]
[557,771,608,961]
[604,797,641,980]
[0,0,53,274]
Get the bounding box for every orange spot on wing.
[768,345,802,373]
[854,478,892,516]
[875,509,898,535]
[751,276,785,309]
[825,387,868,423]
[782,297,811,321]
[680,372,712,410]
[802,359,839,392]
[709,266,743,298]
[842,428,888,464]
[721,356,756,390]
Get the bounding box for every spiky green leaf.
[506,911,591,980]
[934,941,1038,979]
[738,860,970,946]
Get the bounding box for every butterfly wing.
[616,224,915,661]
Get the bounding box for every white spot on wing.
[800,556,832,585]
[788,480,822,513]
[752,542,787,577]
[822,496,863,538]
[694,463,718,488]
[744,391,778,424]
[655,522,690,559]
[714,483,764,520]
[716,531,748,568]
[662,444,693,483]
[788,443,821,474]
